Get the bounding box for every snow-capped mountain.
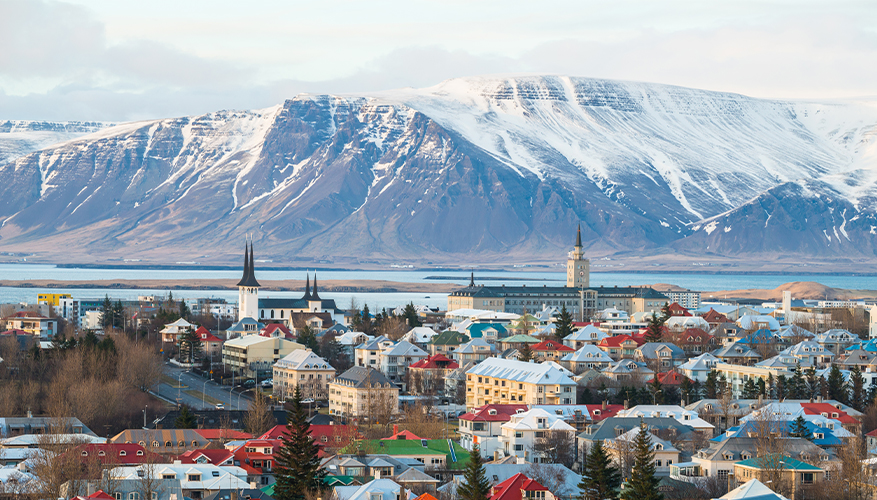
[0,121,112,165]
[1,75,877,264]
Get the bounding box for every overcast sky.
[2,0,876,122]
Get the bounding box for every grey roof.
[712,342,762,359]
[685,399,766,415]
[395,467,440,483]
[696,436,831,462]
[225,317,265,332]
[637,342,685,359]
[577,417,696,442]
[335,366,397,389]
[203,489,273,500]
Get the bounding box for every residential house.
[224,317,266,339]
[576,417,697,466]
[701,309,730,328]
[465,358,578,409]
[689,437,830,483]
[222,335,304,379]
[714,363,794,398]
[635,342,687,369]
[499,408,576,463]
[333,478,408,500]
[454,338,498,365]
[737,315,781,332]
[458,404,529,458]
[427,330,470,357]
[605,425,680,476]
[713,343,763,366]
[685,399,767,431]
[677,353,720,382]
[561,345,613,373]
[669,328,715,356]
[468,323,509,343]
[379,340,428,386]
[733,455,823,497]
[0,416,95,436]
[160,318,196,343]
[110,429,210,454]
[2,311,57,338]
[272,349,336,401]
[615,405,714,435]
[196,326,224,359]
[108,462,249,499]
[597,335,640,361]
[328,366,399,418]
[665,316,710,333]
[562,325,609,349]
[355,336,395,368]
[438,464,582,500]
[402,327,439,347]
[600,359,654,384]
[815,329,860,354]
[531,339,574,362]
[407,354,459,395]
[488,473,554,500]
[498,335,541,352]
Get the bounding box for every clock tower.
[566,225,590,288]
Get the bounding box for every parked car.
[215,403,225,410]
[301,398,315,404]
[261,380,273,388]
[242,379,256,388]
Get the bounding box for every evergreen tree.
[660,302,672,322]
[804,367,819,399]
[458,444,491,500]
[555,305,574,339]
[691,380,702,403]
[178,328,203,364]
[742,378,758,399]
[649,375,664,404]
[175,405,197,428]
[788,364,805,399]
[82,330,99,349]
[361,304,374,335]
[680,377,693,405]
[828,365,847,402]
[704,370,718,399]
[819,376,829,400]
[767,373,775,399]
[518,343,534,362]
[297,325,320,354]
[274,387,326,500]
[790,415,812,440]
[757,377,766,397]
[644,312,664,343]
[100,295,113,328]
[178,299,191,320]
[579,440,620,500]
[402,303,422,328]
[850,365,866,411]
[776,375,787,400]
[621,422,663,500]
[113,299,124,329]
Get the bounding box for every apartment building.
[499,408,576,463]
[272,349,336,401]
[328,366,399,418]
[465,358,577,410]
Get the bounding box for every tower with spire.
[237,238,261,322]
[566,225,590,288]
[308,274,322,312]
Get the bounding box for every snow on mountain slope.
[1,75,877,263]
[0,120,112,164]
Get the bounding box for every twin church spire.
[237,239,261,288]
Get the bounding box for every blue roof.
[715,420,843,447]
[741,328,779,345]
[846,339,877,352]
[467,323,507,338]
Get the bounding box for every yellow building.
[273,349,336,401]
[328,366,399,418]
[222,335,303,379]
[37,293,71,307]
[465,357,577,410]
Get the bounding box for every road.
[159,364,256,410]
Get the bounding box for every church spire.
[237,237,260,287]
[312,273,321,301]
[575,224,582,248]
[302,274,312,301]
[469,271,475,287]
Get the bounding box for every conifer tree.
[790,415,812,440]
[518,343,534,362]
[827,365,847,402]
[458,445,490,500]
[644,312,664,343]
[178,327,202,364]
[649,375,664,405]
[788,364,805,399]
[555,305,574,339]
[850,365,866,411]
[742,378,758,399]
[175,405,197,429]
[679,377,693,405]
[804,367,819,399]
[579,440,620,500]
[274,387,326,500]
[704,370,718,399]
[620,422,663,500]
[757,377,766,397]
[402,302,422,328]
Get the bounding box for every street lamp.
[238,388,255,410]
[651,389,662,406]
[143,405,148,429]
[178,372,183,407]
[202,379,210,409]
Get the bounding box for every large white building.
[499,408,576,463]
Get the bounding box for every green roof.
[502,334,541,343]
[261,484,274,496]
[324,475,360,486]
[344,439,471,470]
[735,454,822,471]
[468,323,507,337]
[430,331,469,346]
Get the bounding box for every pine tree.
[100,295,113,329]
[790,415,812,440]
[828,364,848,402]
[621,422,663,500]
[402,302,422,328]
[274,387,326,500]
[518,343,534,362]
[805,367,819,399]
[175,405,197,428]
[579,440,620,500]
[776,375,787,400]
[680,377,693,405]
[297,325,320,354]
[742,378,758,399]
[788,364,805,399]
[644,312,664,343]
[649,375,664,404]
[704,370,718,399]
[458,444,491,500]
[850,365,866,411]
[178,327,202,364]
[767,373,775,399]
[757,377,766,397]
[555,305,574,339]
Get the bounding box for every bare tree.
[749,407,794,499]
[29,432,92,499]
[530,430,576,469]
[400,402,446,439]
[244,390,276,437]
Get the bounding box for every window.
[802,473,814,484]
[655,459,662,467]
[115,494,122,500]
[128,494,140,500]
[514,445,524,451]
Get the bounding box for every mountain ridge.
[1,75,877,265]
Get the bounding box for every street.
[159,364,255,410]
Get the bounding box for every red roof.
[584,404,624,421]
[460,404,529,422]
[382,429,423,440]
[194,429,252,441]
[702,309,730,324]
[409,353,459,369]
[69,443,159,465]
[261,323,293,338]
[800,403,860,424]
[0,329,30,336]
[598,334,638,348]
[489,473,548,500]
[867,428,877,437]
[648,370,689,386]
[259,425,287,440]
[531,339,574,352]
[667,302,692,317]
[232,438,283,475]
[415,494,438,500]
[7,311,47,319]
[176,448,234,465]
[573,322,600,328]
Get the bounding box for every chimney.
[623,400,629,410]
[602,400,607,411]
[393,424,398,435]
[375,469,381,479]
[817,395,823,403]
[494,450,500,461]
[783,291,791,318]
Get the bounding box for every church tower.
[566,225,590,288]
[237,240,261,322]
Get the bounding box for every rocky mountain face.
[0,121,111,165]
[1,76,876,264]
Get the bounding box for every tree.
[274,387,326,500]
[788,364,805,399]
[402,303,422,328]
[177,327,202,364]
[178,299,191,320]
[704,370,718,399]
[531,430,576,469]
[297,325,319,354]
[850,365,866,411]
[649,375,664,405]
[518,343,534,362]
[679,377,693,406]
[175,405,197,428]
[555,305,574,339]
[644,313,664,343]
[100,295,113,329]
[113,300,125,329]
[620,422,662,500]
[804,367,819,400]
[828,365,847,402]
[742,378,758,399]
[244,391,276,437]
[789,415,812,440]
[458,444,491,500]
[579,440,620,500]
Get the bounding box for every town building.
[222,335,304,379]
[2,311,57,338]
[273,349,336,401]
[459,404,529,458]
[465,358,577,409]
[328,366,399,418]
[499,408,576,463]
